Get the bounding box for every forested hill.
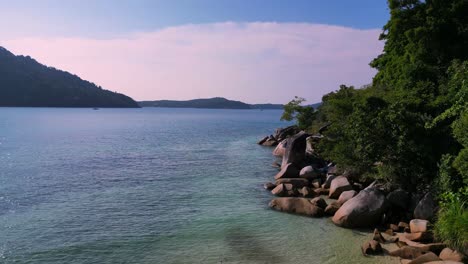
[0,46,139,107]
[139,97,285,109]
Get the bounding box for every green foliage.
[434,187,468,252]
[281,96,316,130]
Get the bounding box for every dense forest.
[139,97,285,109]
[0,46,139,108]
[282,0,467,251]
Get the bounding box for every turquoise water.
[0,108,397,264]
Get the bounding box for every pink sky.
[3,22,383,104]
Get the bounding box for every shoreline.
[257,126,466,264]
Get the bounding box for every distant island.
[139,97,320,110]
[0,46,139,108]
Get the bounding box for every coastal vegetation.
[263,0,467,259]
[0,46,139,108]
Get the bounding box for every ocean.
[0,108,397,264]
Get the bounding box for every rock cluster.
[258,127,467,264]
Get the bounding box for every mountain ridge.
[0,46,139,108]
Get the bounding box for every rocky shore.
[258,126,466,264]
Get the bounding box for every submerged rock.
[332,187,387,228]
[362,240,383,255]
[264,182,276,190]
[269,198,324,217]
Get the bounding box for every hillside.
[139,97,286,109]
[0,46,139,107]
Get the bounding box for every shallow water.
[0,108,397,264]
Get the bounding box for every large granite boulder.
[310,197,328,209]
[322,174,337,189]
[274,163,299,179]
[273,139,288,157]
[298,186,316,198]
[410,219,429,233]
[387,188,410,210]
[262,135,278,146]
[281,131,309,168]
[325,202,341,216]
[414,192,437,220]
[271,183,295,197]
[269,198,324,217]
[439,248,464,262]
[332,187,387,228]
[329,176,353,199]
[337,190,357,205]
[299,165,318,179]
[275,178,309,189]
[274,126,301,142]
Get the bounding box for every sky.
[0,0,389,103]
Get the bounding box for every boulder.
[310,197,327,209]
[275,178,309,188]
[390,224,400,232]
[262,135,278,146]
[299,165,318,179]
[273,139,288,157]
[439,248,464,262]
[407,252,440,264]
[281,131,309,168]
[271,162,281,169]
[325,202,341,216]
[311,178,322,189]
[269,198,324,217]
[403,232,433,243]
[387,188,410,210]
[399,222,410,232]
[414,193,437,220]
[274,163,299,180]
[373,228,386,243]
[327,165,338,175]
[305,136,315,155]
[362,240,383,255]
[263,182,276,190]
[337,190,357,205]
[313,188,329,196]
[298,186,316,198]
[274,125,301,142]
[332,187,387,228]
[322,174,337,189]
[271,183,295,197]
[257,136,268,145]
[410,219,429,233]
[389,246,427,259]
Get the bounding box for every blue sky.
[1,1,389,103]
[1,0,389,38]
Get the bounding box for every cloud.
[2,22,383,103]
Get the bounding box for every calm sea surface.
[0,108,397,264]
